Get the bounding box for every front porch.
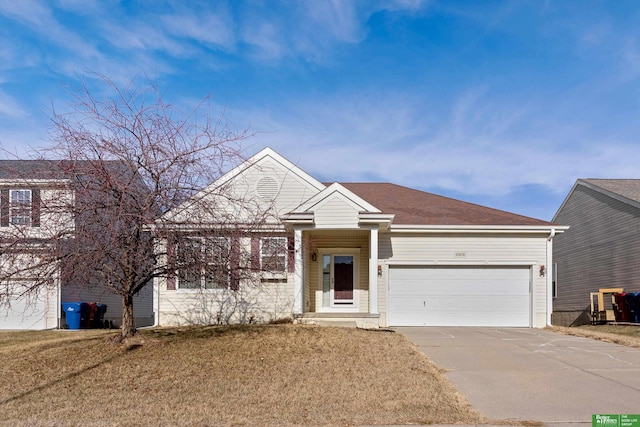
[291,228,383,327]
[281,181,395,329]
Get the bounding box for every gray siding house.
[552,179,640,326]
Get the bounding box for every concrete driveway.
[395,327,640,424]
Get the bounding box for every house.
[552,179,640,326]
[154,147,565,328]
[0,160,153,330]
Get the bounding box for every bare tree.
[34,75,260,339]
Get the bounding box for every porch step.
[295,313,380,329]
[307,320,358,328]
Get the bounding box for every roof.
[339,182,553,226]
[0,160,70,180]
[581,179,640,204]
[0,160,134,180]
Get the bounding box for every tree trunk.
[121,293,136,338]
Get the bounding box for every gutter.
[389,224,570,234]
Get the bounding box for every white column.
[546,230,555,327]
[293,228,304,315]
[369,226,379,315]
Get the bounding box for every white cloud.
[160,9,235,50]
[235,84,640,201]
[242,21,285,61]
[0,90,28,119]
[0,0,100,62]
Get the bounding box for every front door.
[321,252,357,308]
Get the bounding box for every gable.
[554,179,640,223]
[309,192,366,229]
[163,148,326,226]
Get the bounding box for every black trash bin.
[93,304,108,328]
[627,293,640,323]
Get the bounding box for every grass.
[548,324,640,348]
[0,325,486,427]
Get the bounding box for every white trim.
[203,147,325,196]
[384,260,538,266]
[0,179,69,186]
[369,226,379,315]
[546,229,554,326]
[389,225,569,233]
[293,228,303,314]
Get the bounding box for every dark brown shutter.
[0,189,9,227]
[287,236,295,273]
[230,237,240,291]
[251,236,260,271]
[31,188,40,227]
[166,237,176,290]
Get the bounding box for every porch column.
[293,227,304,315]
[369,226,379,314]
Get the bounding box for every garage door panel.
[388,266,531,327]
[0,293,47,330]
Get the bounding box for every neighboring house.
[552,179,640,326]
[0,161,153,330]
[154,148,565,328]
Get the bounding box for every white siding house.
[0,161,154,330]
[155,148,566,328]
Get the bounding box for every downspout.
[153,278,160,327]
[56,273,62,329]
[546,228,556,326]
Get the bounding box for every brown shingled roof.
[339,182,552,226]
[581,179,640,204]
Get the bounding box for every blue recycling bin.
[62,302,87,330]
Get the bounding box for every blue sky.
[1,1,640,221]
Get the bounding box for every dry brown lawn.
[0,325,486,427]
[549,324,640,348]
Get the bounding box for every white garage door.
[0,290,48,330]
[388,266,531,327]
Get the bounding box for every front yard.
[549,324,640,348]
[0,325,484,426]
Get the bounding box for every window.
[177,237,230,290]
[10,189,32,226]
[260,237,287,272]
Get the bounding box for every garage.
[388,265,531,327]
[0,284,48,330]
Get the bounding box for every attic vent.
[256,177,280,200]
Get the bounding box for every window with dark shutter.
[251,236,260,271]
[9,189,32,226]
[176,237,230,290]
[287,236,295,273]
[260,237,287,272]
[31,188,40,227]
[0,189,9,227]
[230,237,240,291]
[166,238,176,290]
